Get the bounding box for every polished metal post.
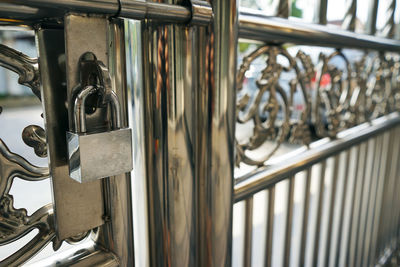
[140,1,197,265]
[198,0,238,266]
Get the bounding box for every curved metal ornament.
[0,139,55,266]
[236,45,400,168]
[0,44,41,100]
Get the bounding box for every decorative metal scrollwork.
[0,43,89,266]
[236,45,400,167]
[0,44,41,100]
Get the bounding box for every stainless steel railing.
[233,113,400,266]
[0,0,400,266]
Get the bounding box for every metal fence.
[0,0,399,267]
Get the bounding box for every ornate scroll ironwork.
[236,45,400,167]
[0,43,90,266]
[0,44,41,100]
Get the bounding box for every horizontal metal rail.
[234,112,400,202]
[239,9,400,52]
[0,0,192,24]
[1,3,400,52]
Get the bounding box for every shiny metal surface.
[125,19,150,267]
[239,9,400,51]
[140,1,197,265]
[67,128,133,183]
[207,1,238,266]
[96,18,135,267]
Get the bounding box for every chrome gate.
[0,0,399,267]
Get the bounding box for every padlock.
[66,85,133,183]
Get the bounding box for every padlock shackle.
[73,85,122,133]
[74,85,98,133]
[105,90,121,130]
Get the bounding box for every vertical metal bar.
[96,18,135,266]
[365,0,379,35]
[333,150,351,267]
[197,0,238,266]
[381,0,397,38]
[196,13,211,267]
[342,0,357,31]
[125,19,150,267]
[314,0,328,24]
[312,160,326,267]
[391,127,400,250]
[141,1,198,265]
[368,131,393,266]
[340,145,361,267]
[244,197,254,267]
[361,135,383,267]
[388,127,400,251]
[264,186,275,267]
[347,142,368,267]
[299,169,311,266]
[283,176,295,267]
[323,155,340,267]
[355,138,377,267]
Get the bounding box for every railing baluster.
[342,0,357,31]
[392,126,400,249]
[283,176,295,267]
[388,127,400,251]
[355,138,377,267]
[244,197,253,267]
[348,142,368,267]
[264,186,275,267]
[312,160,326,267]
[368,131,393,266]
[314,0,328,25]
[333,150,351,267]
[299,169,311,266]
[340,145,361,266]
[366,0,379,35]
[324,155,340,267]
[361,135,384,267]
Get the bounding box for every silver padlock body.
[67,128,133,183]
